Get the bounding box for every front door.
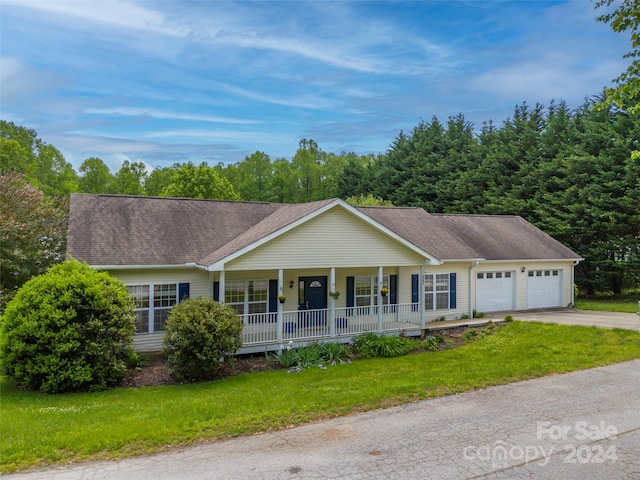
[299,276,328,310]
[298,276,327,328]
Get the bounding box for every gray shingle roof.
[432,213,581,260]
[67,194,580,266]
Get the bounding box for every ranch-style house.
[67,194,582,353]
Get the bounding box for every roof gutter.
[92,263,205,271]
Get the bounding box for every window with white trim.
[424,273,450,310]
[127,283,177,333]
[354,275,389,307]
[225,280,268,315]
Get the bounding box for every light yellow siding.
[133,333,164,352]
[226,207,427,271]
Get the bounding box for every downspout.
[419,265,425,328]
[571,260,580,307]
[377,266,384,333]
[329,267,336,338]
[469,260,480,319]
[469,262,474,319]
[277,269,284,344]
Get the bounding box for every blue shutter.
[213,282,220,302]
[411,274,419,312]
[390,275,398,305]
[268,279,278,313]
[346,276,354,315]
[449,273,457,309]
[178,283,190,302]
[346,277,355,307]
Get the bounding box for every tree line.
[2,94,639,301]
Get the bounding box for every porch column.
[419,265,426,328]
[219,270,225,304]
[329,267,336,337]
[277,269,284,343]
[377,266,384,333]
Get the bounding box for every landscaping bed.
[123,323,498,388]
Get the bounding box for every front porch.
[238,302,438,354]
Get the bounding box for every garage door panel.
[527,270,562,308]
[476,271,515,313]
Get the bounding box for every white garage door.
[527,269,563,308]
[476,271,515,313]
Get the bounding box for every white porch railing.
[240,302,423,346]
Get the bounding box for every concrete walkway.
[7,359,640,480]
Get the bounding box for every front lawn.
[2,321,640,473]
[575,299,639,313]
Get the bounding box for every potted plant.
[330,291,340,299]
[380,286,389,297]
[278,293,286,304]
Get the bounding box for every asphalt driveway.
[7,359,640,479]
[491,308,640,331]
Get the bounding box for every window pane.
[436,292,449,310]
[229,303,244,315]
[248,303,267,314]
[154,284,176,308]
[496,272,503,278]
[436,274,449,291]
[249,280,268,302]
[355,275,372,307]
[505,272,511,278]
[127,285,149,309]
[225,281,245,304]
[477,273,484,279]
[356,297,370,307]
[424,275,434,292]
[135,310,149,333]
[154,308,171,332]
[355,276,371,296]
[425,293,434,310]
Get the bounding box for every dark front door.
[298,276,327,328]
[299,276,328,310]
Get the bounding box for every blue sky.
[0,0,629,172]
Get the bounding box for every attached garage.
[476,271,516,313]
[527,269,563,308]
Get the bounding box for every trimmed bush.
[0,261,138,393]
[162,297,243,380]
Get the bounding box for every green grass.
[575,299,639,313]
[2,321,640,473]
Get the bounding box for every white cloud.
[144,129,293,145]
[0,57,24,81]
[85,107,262,125]
[2,0,186,36]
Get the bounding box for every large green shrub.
[162,297,243,380]
[0,261,138,393]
